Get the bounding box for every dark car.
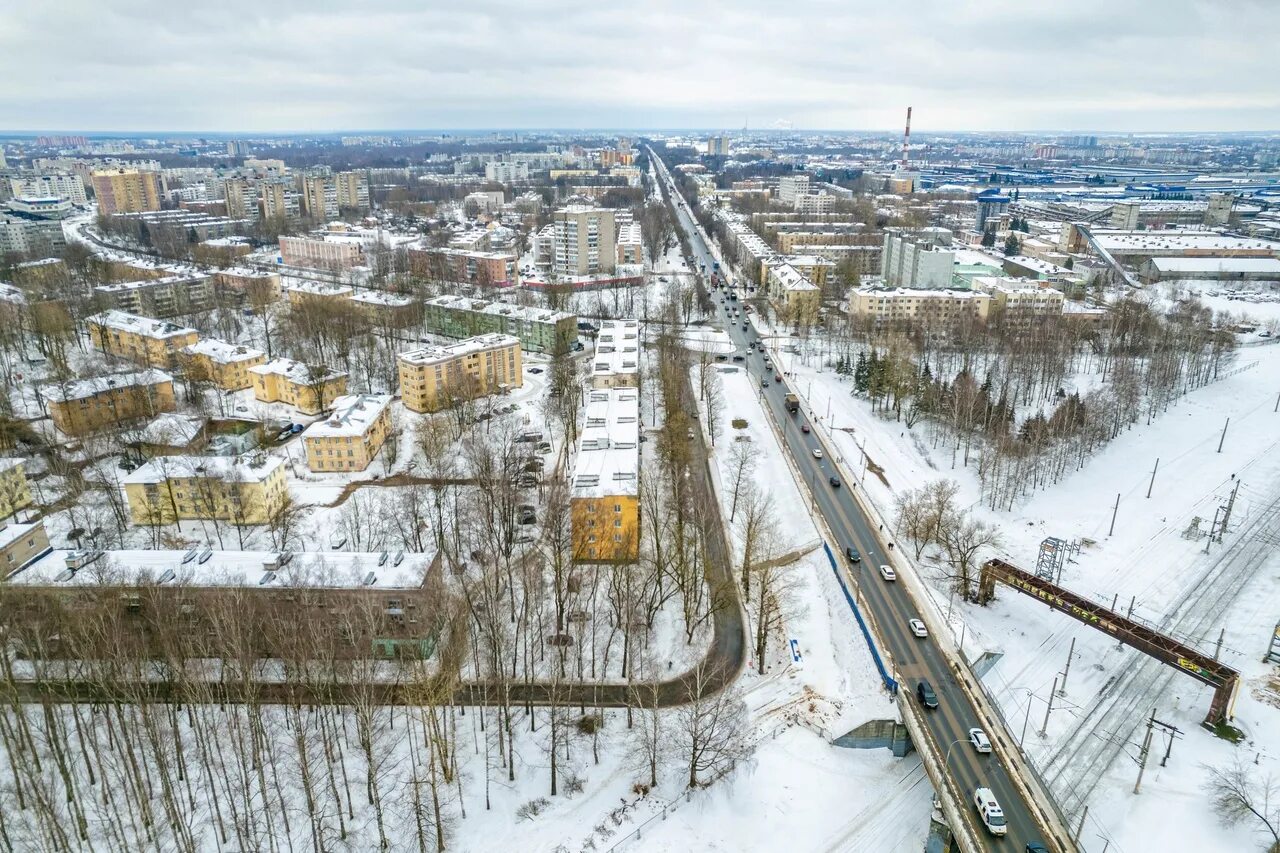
[732,355,745,362]
[761,380,770,389]
[801,424,810,433]
[829,476,841,488]
[1025,845,1049,853]
[916,680,939,710]
[845,546,861,564]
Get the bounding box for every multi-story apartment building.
[91,169,162,214]
[616,220,643,265]
[777,174,811,206]
[299,174,337,220]
[794,193,834,216]
[763,262,821,327]
[0,215,66,257]
[881,229,957,289]
[279,235,365,270]
[8,174,88,205]
[553,206,616,276]
[348,291,419,328]
[0,520,51,578]
[283,280,355,306]
[213,269,281,302]
[221,178,257,220]
[180,339,267,391]
[847,286,993,326]
[258,181,291,220]
[407,246,518,287]
[590,320,640,389]
[87,310,199,369]
[485,161,529,182]
[92,274,214,317]
[249,358,348,415]
[302,394,393,473]
[44,370,176,436]
[973,277,1065,323]
[334,171,367,212]
[123,455,288,526]
[398,334,522,413]
[571,387,640,563]
[0,458,34,520]
[423,294,576,354]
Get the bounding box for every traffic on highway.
[653,152,1063,852]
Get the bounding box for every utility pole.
[1274,391,1279,414]
[1060,637,1076,694]
[1134,709,1156,794]
[1214,627,1225,661]
[1219,479,1240,543]
[1074,805,1089,845]
[1217,417,1229,453]
[1108,492,1120,537]
[1146,457,1160,499]
[1039,675,1059,737]
[1206,505,1222,554]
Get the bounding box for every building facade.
[570,388,640,563]
[423,294,576,354]
[91,169,162,215]
[0,459,34,520]
[123,456,288,526]
[45,370,176,436]
[87,311,199,369]
[250,359,348,415]
[302,394,393,473]
[553,206,616,276]
[0,521,52,578]
[398,334,523,413]
[180,339,267,391]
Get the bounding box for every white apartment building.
[485,161,530,182]
[881,229,956,289]
[778,174,811,206]
[8,174,88,205]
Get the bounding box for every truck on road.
[785,394,799,413]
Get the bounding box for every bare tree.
[1206,758,1280,851]
[674,661,753,788]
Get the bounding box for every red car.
[801,424,810,434]
[774,373,782,382]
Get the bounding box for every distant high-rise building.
[881,229,956,289]
[225,140,251,156]
[259,182,289,220]
[334,171,368,212]
[486,161,530,182]
[299,174,337,220]
[707,136,730,157]
[975,190,1011,232]
[222,178,255,219]
[90,169,162,215]
[553,206,616,276]
[778,174,810,205]
[8,174,88,205]
[1205,193,1236,227]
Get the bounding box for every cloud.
[0,0,1277,132]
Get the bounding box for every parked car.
[528,367,543,374]
[968,728,992,753]
[290,423,304,434]
[275,427,293,442]
[909,618,929,638]
[879,564,896,581]
[329,533,347,550]
[732,355,745,362]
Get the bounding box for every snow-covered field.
[784,328,1280,852]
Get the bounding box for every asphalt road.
[652,150,1054,852]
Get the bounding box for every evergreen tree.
[1003,234,1021,256]
[853,351,870,392]
[981,227,997,248]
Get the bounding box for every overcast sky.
[2,0,1277,134]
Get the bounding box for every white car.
[968,728,992,753]
[879,564,897,581]
[908,618,928,638]
[812,448,824,459]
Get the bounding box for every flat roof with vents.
[571,387,640,499]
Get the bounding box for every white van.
[972,787,1007,836]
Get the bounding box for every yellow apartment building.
[397,333,522,413]
[45,370,176,436]
[91,168,162,215]
[0,458,34,520]
[302,394,393,472]
[570,388,640,563]
[250,358,348,415]
[180,339,266,391]
[124,455,288,526]
[0,520,52,578]
[87,310,199,369]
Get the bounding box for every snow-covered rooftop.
[303,394,391,439]
[44,369,173,402]
[182,338,264,363]
[397,333,519,366]
[572,388,640,499]
[122,454,283,486]
[87,310,196,339]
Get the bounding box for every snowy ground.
[781,328,1280,852]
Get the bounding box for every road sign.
[789,639,803,663]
